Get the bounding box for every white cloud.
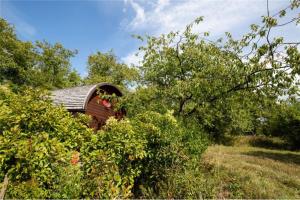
[123,0,287,37]
[155,0,170,13]
[126,0,146,29]
[122,50,143,66]
[121,0,290,63]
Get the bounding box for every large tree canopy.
[0,18,81,89]
[0,18,36,85]
[124,1,300,139]
[33,41,81,89]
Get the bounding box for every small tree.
[85,51,139,90]
[132,0,300,139]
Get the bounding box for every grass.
[201,136,300,199]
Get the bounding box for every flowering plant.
[96,88,118,108]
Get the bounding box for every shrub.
[81,118,147,198]
[0,85,93,198]
[261,102,300,149]
[81,111,192,198]
[0,86,209,198]
[131,112,209,198]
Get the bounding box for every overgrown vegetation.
[0,0,300,198]
[201,136,300,198]
[0,86,208,198]
[0,19,81,89]
[258,101,300,149]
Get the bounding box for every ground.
[201,136,300,199]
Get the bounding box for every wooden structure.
[51,83,124,130]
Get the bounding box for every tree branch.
[177,94,193,114]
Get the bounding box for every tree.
[259,100,300,149]
[0,18,36,86]
[131,1,300,139]
[34,41,81,89]
[85,51,138,90]
[66,69,82,87]
[0,18,81,89]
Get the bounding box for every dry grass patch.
[201,139,300,198]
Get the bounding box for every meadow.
[201,136,300,198]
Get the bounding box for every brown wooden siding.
[85,93,116,129]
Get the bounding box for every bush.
[131,114,209,198]
[0,85,92,198]
[151,161,216,199]
[80,118,147,198]
[260,102,300,149]
[0,86,209,198]
[81,111,193,198]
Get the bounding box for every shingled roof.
[51,83,122,111]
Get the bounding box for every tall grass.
[200,136,300,198]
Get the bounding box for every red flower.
[102,99,111,108]
[71,152,80,165]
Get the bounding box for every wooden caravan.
[51,83,124,130]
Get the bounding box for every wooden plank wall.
[85,93,115,130]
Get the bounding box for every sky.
[0,0,299,76]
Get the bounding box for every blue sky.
[0,0,299,76]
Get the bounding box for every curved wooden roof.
[51,83,122,111]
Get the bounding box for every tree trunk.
[0,174,9,200]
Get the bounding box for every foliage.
[260,101,300,149]
[80,117,147,198]
[85,51,139,90]
[96,88,119,102]
[132,1,300,140]
[80,111,203,198]
[0,85,92,198]
[0,18,36,86]
[138,124,211,199]
[0,18,81,89]
[0,0,299,198]
[51,164,83,199]
[0,86,205,198]
[33,41,81,89]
